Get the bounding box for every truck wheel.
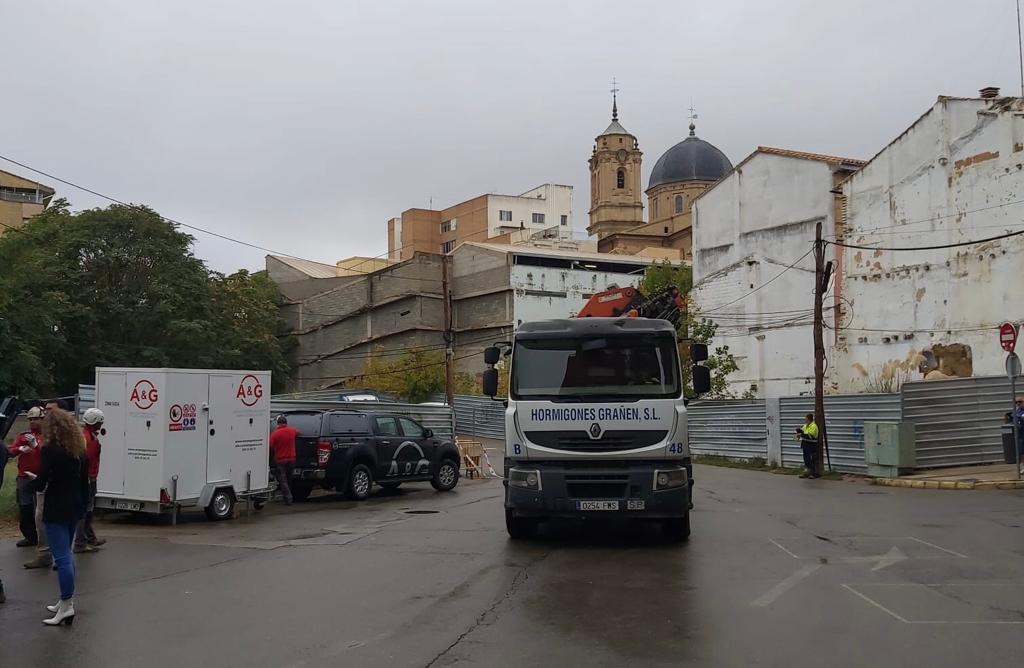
[431,459,460,492]
[346,464,373,501]
[505,508,538,539]
[662,514,691,542]
[290,481,313,502]
[205,489,235,522]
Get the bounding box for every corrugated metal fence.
[686,400,768,460]
[779,394,900,474]
[902,376,1011,468]
[446,395,506,440]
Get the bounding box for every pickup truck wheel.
[505,508,538,539]
[431,459,460,492]
[290,481,313,502]
[662,514,691,542]
[346,464,373,501]
[205,489,235,522]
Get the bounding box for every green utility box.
[863,421,916,478]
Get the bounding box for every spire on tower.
[688,102,698,136]
[611,78,620,121]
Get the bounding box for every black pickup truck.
[275,409,461,501]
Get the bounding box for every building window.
[652,197,658,218]
[440,240,455,254]
[560,215,568,226]
[499,209,512,222]
[674,195,684,214]
[532,213,545,224]
[440,218,457,233]
[616,169,625,189]
[664,227,669,234]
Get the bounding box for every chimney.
[979,86,1000,99]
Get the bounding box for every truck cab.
[484,317,698,541]
[275,409,462,501]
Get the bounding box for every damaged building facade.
[690,147,864,397]
[834,91,1024,390]
[270,245,661,392]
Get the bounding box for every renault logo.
[589,423,602,439]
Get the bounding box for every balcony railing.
[0,188,48,204]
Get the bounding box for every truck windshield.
[511,335,681,400]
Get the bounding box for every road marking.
[841,584,910,623]
[751,563,821,608]
[840,546,908,571]
[907,536,968,558]
[768,538,800,559]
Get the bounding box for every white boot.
[42,598,75,626]
[46,599,60,613]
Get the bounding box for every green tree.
[0,200,292,396]
[639,260,743,398]
[351,349,447,403]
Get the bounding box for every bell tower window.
[616,169,625,189]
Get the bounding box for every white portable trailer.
[94,368,273,521]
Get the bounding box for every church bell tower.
[588,84,644,239]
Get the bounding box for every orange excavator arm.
[576,285,685,324]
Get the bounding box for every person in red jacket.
[269,416,298,504]
[7,408,50,568]
[73,408,106,553]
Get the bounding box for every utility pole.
[441,254,455,408]
[813,222,831,473]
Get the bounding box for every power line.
[828,197,1024,239]
[828,227,1024,251]
[699,247,815,314]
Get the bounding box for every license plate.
[577,500,619,511]
[627,500,646,511]
[115,501,141,511]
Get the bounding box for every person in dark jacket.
[30,407,89,626]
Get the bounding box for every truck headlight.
[509,467,542,491]
[653,468,688,490]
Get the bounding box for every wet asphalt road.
[1,465,1022,668]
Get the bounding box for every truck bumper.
[504,460,691,520]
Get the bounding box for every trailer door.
[95,371,128,497]
[123,371,164,502]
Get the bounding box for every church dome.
[647,124,732,190]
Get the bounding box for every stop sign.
[1000,322,1019,352]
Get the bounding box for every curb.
[872,477,1024,490]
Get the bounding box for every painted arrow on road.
[841,546,908,571]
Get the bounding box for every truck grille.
[565,474,629,499]
[524,430,668,452]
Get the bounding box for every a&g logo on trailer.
[236,374,264,407]
[130,380,158,410]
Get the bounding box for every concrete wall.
[693,153,834,281]
[510,263,642,325]
[835,97,1024,391]
[691,258,819,397]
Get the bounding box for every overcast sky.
[3,1,1018,273]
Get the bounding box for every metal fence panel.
[901,376,1011,468]
[451,395,506,440]
[780,393,900,473]
[77,384,95,416]
[687,400,768,460]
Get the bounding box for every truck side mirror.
[482,368,499,398]
[692,365,711,396]
[690,343,708,364]
[484,346,501,365]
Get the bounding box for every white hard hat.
[26,407,45,419]
[82,408,105,425]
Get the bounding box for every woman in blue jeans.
[30,408,89,626]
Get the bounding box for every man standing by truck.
[74,408,106,553]
[8,407,53,568]
[269,416,297,505]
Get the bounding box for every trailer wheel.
[345,464,373,501]
[505,508,538,540]
[253,499,266,510]
[431,459,460,492]
[662,514,690,542]
[205,489,235,521]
